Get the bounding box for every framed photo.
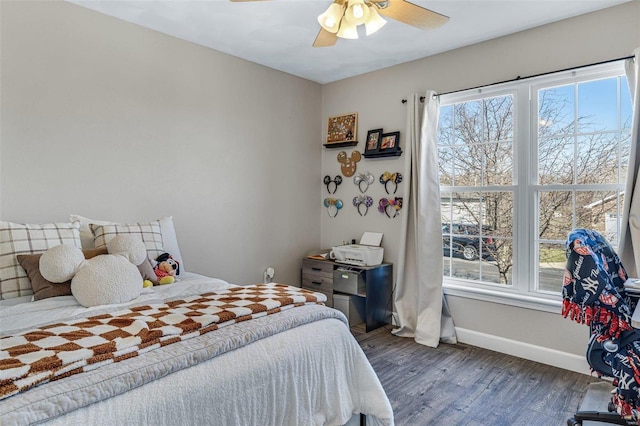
[326,113,358,145]
[379,131,401,154]
[364,129,383,155]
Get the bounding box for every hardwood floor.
[353,325,603,426]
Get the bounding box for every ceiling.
[67,0,631,84]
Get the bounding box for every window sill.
[443,280,562,314]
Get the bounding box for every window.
[438,62,632,310]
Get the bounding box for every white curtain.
[392,91,456,347]
[620,47,640,277]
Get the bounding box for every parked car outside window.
[442,223,496,261]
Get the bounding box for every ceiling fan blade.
[378,0,449,30]
[313,28,338,48]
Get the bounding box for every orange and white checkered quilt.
[0,283,325,400]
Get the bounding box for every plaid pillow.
[0,221,81,300]
[71,215,185,273]
[90,222,164,260]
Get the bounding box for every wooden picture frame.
[364,129,383,155]
[379,131,401,154]
[326,113,358,145]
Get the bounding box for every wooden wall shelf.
[323,141,358,148]
[363,150,403,159]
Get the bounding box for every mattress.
[0,273,394,425]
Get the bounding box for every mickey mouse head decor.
[40,235,147,307]
[337,150,361,177]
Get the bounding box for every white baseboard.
[455,327,593,376]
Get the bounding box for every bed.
[0,217,394,425]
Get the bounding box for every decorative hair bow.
[323,175,342,194]
[352,195,374,216]
[353,172,375,193]
[378,197,403,218]
[323,197,343,218]
[380,171,403,194]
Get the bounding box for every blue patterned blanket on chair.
[562,228,640,422]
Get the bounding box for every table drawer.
[302,259,334,278]
[302,275,333,294]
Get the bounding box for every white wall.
[320,1,640,359]
[0,0,322,286]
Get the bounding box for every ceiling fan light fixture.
[337,18,359,39]
[317,2,345,33]
[364,5,386,36]
[344,0,370,26]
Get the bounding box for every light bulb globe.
[365,5,387,36]
[337,18,359,39]
[344,0,370,26]
[317,2,345,33]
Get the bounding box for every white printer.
[330,232,384,267]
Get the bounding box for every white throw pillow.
[72,254,143,307]
[69,214,112,251]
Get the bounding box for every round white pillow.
[40,244,85,283]
[106,234,147,266]
[71,255,143,307]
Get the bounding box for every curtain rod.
[401,54,635,104]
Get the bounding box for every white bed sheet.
[0,273,394,426]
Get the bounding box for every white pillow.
[0,221,81,300]
[69,214,112,250]
[69,214,185,272]
[72,254,144,308]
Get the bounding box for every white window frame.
[440,61,629,313]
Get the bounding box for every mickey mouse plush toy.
[154,253,180,285]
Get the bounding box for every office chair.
[562,229,640,426]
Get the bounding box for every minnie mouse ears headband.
[352,195,373,216]
[323,197,343,217]
[353,172,375,193]
[323,175,342,194]
[380,171,403,194]
[378,197,403,218]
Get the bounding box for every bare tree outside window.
[438,74,631,293]
[439,95,514,285]
[536,78,630,292]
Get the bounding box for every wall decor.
[380,171,403,194]
[353,171,375,193]
[323,198,343,218]
[364,129,383,156]
[378,197,403,218]
[353,195,374,216]
[380,131,400,152]
[324,113,358,147]
[337,150,361,177]
[364,131,402,158]
[323,175,342,194]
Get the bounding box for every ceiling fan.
[229,0,449,48]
